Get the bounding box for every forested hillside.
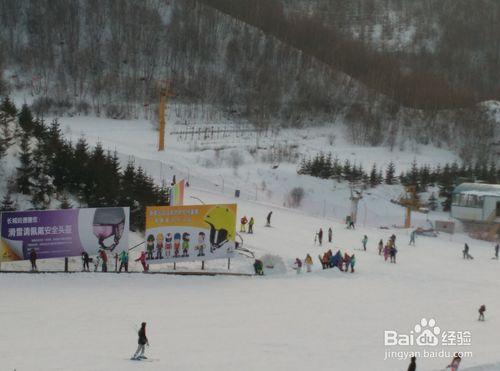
[0,0,498,163]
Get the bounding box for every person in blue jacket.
[350,254,356,273]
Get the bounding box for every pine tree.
[18,104,34,133]
[487,162,497,184]
[30,146,55,209]
[16,135,35,194]
[369,164,378,188]
[438,164,454,211]
[385,161,396,185]
[408,159,420,189]
[342,159,352,181]
[1,96,17,116]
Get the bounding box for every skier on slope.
[463,243,472,260]
[118,250,129,273]
[253,259,264,275]
[81,251,90,272]
[135,251,149,272]
[294,258,302,274]
[407,356,416,371]
[478,304,486,321]
[409,230,416,246]
[362,235,368,251]
[132,322,149,360]
[266,211,272,227]
[446,353,461,371]
[304,254,313,272]
[494,244,499,260]
[99,249,108,272]
[328,227,332,243]
[29,248,37,271]
[317,228,323,246]
[389,245,397,263]
[349,254,356,273]
[378,239,384,255]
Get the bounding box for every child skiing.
[349,254,356,273]
[328,227,332,243]
[131,322,149,360]
[135,251,149,272]
[81,251,90,272]
[294,258,302,274]
[390,245,397,263]
[463,243,473,259]
[478,304,486,321]
[99,249,108,272]
[155,233,164,259]
[304,254,313,272]
[240,216,248,232]
[383,244,390,262]
[118,250,129,272]
[362,235,368,251]
[165,233,172,258]
[409,230,416,246]
[146,235,155,260]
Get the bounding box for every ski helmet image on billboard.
[145,204,236,263]
[0,207,130,261]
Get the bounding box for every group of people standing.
[378,235,398,263]
[319,249,356,273]
[240,215,255,233]
[315,227,333,246]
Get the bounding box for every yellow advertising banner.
[145,204,237,263]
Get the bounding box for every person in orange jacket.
[240,216,248,232]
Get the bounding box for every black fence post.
[201,261,205,270]
[227,258,230,270]
[64,257,68,272]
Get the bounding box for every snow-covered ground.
[1,114,498,370]
[2,186,500,371]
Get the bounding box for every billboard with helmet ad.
[0,207,129,261]
[145,204,236,263]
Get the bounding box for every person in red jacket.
[135,251,149,272]
[99,249,108,272]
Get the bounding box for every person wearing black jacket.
[132,322,149,360]
[407,356,416,371]
[29,249,37,271]
[81,251,90,272]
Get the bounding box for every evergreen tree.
[438,164,454,212]
[408,159,420,189]
[16,135,35,194]
[0,96,17,116]
[385,161,396,185]
[18,104,34,133]
[342,159,352,181]
[487,162,497,184]
[369,164,378,188]
[30,146,55,209]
